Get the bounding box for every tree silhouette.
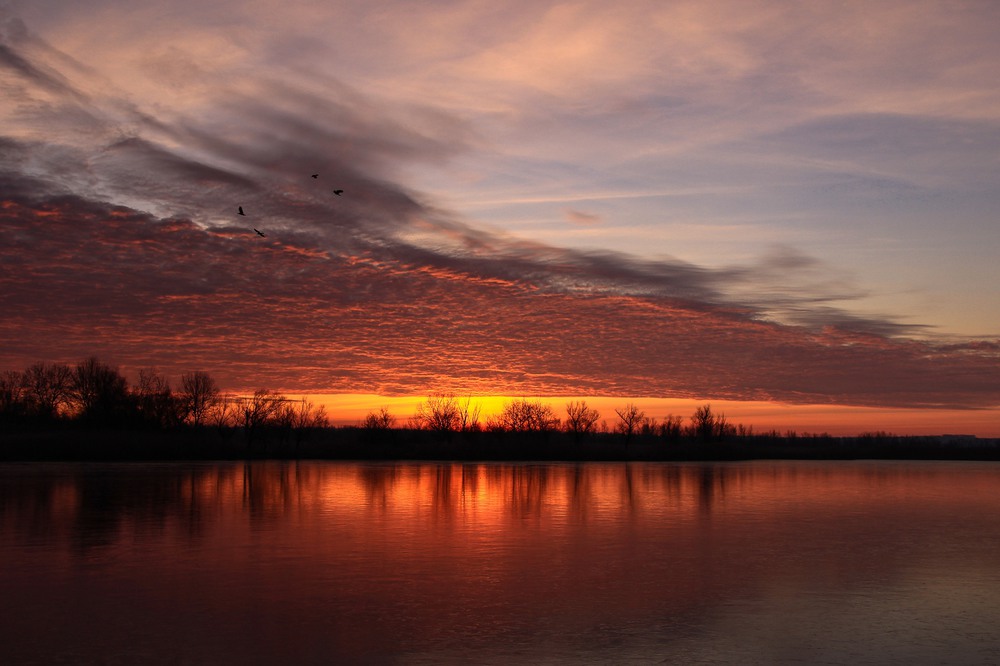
[22,362,73,420]
[614,403,645,446]
[293,398,328,431]
[134,368,180,429]
[456,396,483,432]
[277,397,329,450]
[208,396,238,438]
[0,369,26,420]
[489,398,559,433]
[364,406,396,430]
[564,400,600,441]
[180,371,220,427]
[237,389,285,451]
[0,356,930,460]
[412,394,463,433]
[689,404,732,442]
[659,414,684,442]
[72,357,130,425]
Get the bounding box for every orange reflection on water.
[6,461,1000,663]
[11,461,1000,549]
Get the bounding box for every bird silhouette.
[333,189,344,196]
[238,206,246,216]
[311,174,319,179]
[253,228,266,237]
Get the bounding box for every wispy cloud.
[564,209,602,226]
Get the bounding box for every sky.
[1,0,999,433]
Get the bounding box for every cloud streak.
[564,209,602,225]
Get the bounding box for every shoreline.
[3,426,999,463]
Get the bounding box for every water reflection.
[3,461,1000,663]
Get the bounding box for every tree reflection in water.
[4,461,1000,664]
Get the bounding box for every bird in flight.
[311,174,319,179]
[253,228,266,237]
[333,189,344,196]
[238,206,246,216]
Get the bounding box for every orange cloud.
[564,208,602,225]
[2,190,998,412]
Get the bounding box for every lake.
[2,460,1000,664]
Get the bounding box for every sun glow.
[308,394,1000,437]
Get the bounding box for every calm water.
[3,461,1000,664]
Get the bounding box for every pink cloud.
[564,208,602,225]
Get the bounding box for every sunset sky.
[2,1,999,434]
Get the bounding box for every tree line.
[1,358,740,443]
[399,395,739,444]
[4,358,994,461]
[0,358,328,443]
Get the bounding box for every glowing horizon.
[302,394,1000,438]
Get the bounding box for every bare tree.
[364,406,396,430]
[456,396,483,432]
[715,411,732,439]
[22,362,73,420]
[614,403,645,446]
[564,400,600,441]
[411,394,462,433]
[688,403,733,442]
[208,396,238,437]
[72,357,130,425]
[286,397,329,450]
[236,389,285,451]
[180,371,219,427]
[690,404,713,441]
[134,368,180,429]
[274,400,297,445]
[488,398,559,433]
[294,398,328,429]
[659,414,684,441]
[0,369,26,419]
